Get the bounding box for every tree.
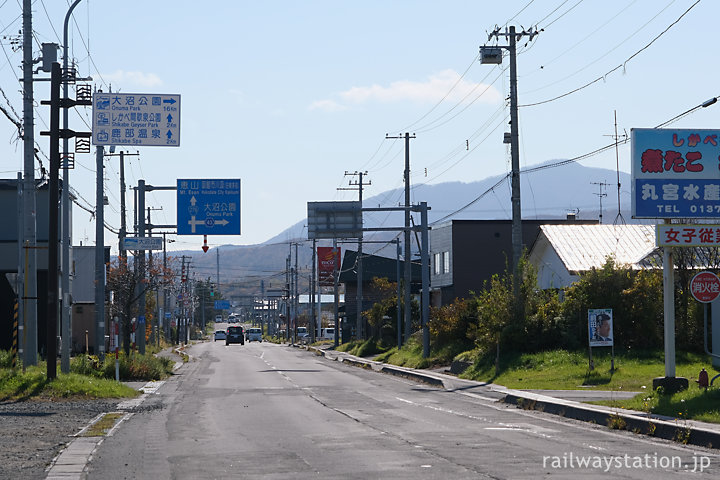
[107,256,176,354]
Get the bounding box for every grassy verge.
[374,343,720,423]
[0,349,174,401]
[596,386,720,424]
[458,349,714,392]
[374,334,469,369]
[458,348,720,424]
[337,338,392,357]
[0,365,138,401]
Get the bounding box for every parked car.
[296,327,308,338]
[214,330,226,342]
[321,327,335,340]
[299,333,312,344]
[225,326,245,345]
[246,327,262,342]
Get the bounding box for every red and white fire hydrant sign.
[690,271,720,303]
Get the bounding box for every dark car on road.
[226,326,245,345]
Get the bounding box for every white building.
[528,224,659,289]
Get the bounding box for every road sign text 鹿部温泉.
[92,93,180,147]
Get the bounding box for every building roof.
[339,250,422,284]
[538,224,658,272]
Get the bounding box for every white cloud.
[308,99,348,112]
[339,69,501,105]
[101,70,163,88]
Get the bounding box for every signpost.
[630,128,720,392]
[176,179,241,235]
[214,300,231,310]
[92,93,180,147]
[587,308,614,371]
[123,236,163,250]
[307,201,362,239]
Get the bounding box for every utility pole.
[216,247,220,295]
[386,133,415,344]
[40,59,91,377]
[311,239,316,342]
[45,62,61,379]
[333,238,339,347]
[294,242,299,343]
[338,171,370,340]
[105,151,139,262]
[21,0,38,367]
[137,180,146,354]
[162,232,168,341]
[61,0,86,374]
[285,255,291,342]
[482,26,540,306]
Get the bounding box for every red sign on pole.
[318,246,340,287]
[690,271,720,303]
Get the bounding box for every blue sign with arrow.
[91,92,180,147]
[214,300,231,310]
[177,179,241,235]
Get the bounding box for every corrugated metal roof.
[539,224,657,273]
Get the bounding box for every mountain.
[177,161,636,298]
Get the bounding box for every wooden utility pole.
[338,171,371,340]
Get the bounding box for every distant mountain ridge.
[178,161,636,296]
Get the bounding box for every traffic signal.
[210,284,215,297]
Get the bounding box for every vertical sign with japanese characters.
[317,246,340,286]
[631,128,720,218]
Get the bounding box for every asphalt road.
[85,340,720,479]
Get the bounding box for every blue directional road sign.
[177,179,241,235]
[214,300,231,310]
[92,93,180,147]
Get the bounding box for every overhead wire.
[519,0,697,107]
[432,94,717,225]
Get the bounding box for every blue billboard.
[632,128,720,219]
[177,179,241,235]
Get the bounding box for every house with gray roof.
[528,224,659,289]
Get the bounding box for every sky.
[1,0,718,253]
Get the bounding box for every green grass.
[454,347,720,424]
[0,364,138,401]
[374,343,720,423]
[459,349,715,392]
[596,385,720,424]
[337,338,391,357]
[0,349,174,401]
[374,334,468,369]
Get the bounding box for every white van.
[246,327,262,342]
[321,327,335,340]
[296,327,307,338]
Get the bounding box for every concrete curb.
[308,347,720,450]
[502,390,720,449]
[379,365,445,387]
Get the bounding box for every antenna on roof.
[591,182,609,224]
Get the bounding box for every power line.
[519,0,700,108]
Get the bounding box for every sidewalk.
[303,344,720,450]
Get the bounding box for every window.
[433,253,441,275]
[443,251,450,274]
